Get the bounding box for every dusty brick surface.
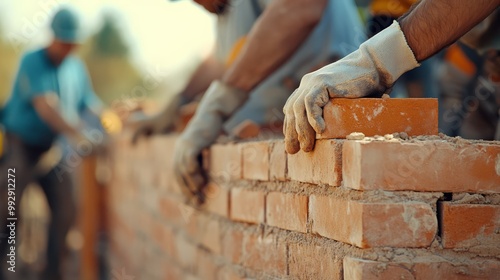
[287,140,343,186]
[218,266,245,280]
[440,202,500,249]
[266,192,308,233]
[242,141,270,181]
[197,251,221,280]
[269,141,287,181]
[343,140,500,193]
[344,257,500,280]
[318,98,438,139]
[210,143,242,180]
[230,188,265,224]
[198,216,222,254]
[288,242,343,279]
[174,234,198,270]
[203,182,229,217]
[240,233,287,277]
[221,227,244,265]
[310,195,437,248]
[107,134,500,280]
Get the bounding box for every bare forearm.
[222,0,328,92]
[399,0,500,62]
[180,55,224,100]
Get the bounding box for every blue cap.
[51,7,82,43]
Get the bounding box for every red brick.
[150,220,176,258]
[317,98,438,139]
[288,242,343,279]
[343,140,500,193]
[163,262,184,280]
[266,192,308,233]
[344,257,413,280]
[310,195,437,248]
[218,266,245,280]
[150,135,177,169]
[269,141,287,181]
[197,250,221,280]
[287,140,342,186]
[230,188,265,224]
[344,257,500,280]
[440,202,500,249]
[221,227,244,265]
[197,217,221,254]
[210,143,242,180]
[231,119,261,139]
[241,232,287,276]
[203,182,229,217]
[174,234,198,270]
[158,195,188,227]
[242,141,270,181]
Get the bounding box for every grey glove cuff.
[179,80,248,149]
[197,80,248,119]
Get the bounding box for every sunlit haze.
[0,0,216,79]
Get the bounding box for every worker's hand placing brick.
[283,21,419,154]
[283,0,500,154]
[173,81,247,200]
[129,95,182,144]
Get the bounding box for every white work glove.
[173,80,247,202]
[283,21,419,154]
[130,95,181,144]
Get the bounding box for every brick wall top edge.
[343,138,500,193]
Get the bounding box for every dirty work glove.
[283,21,419,154]
[130,95,181,144]
[173,81,247,201]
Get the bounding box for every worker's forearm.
[33,95,80,137]
[399,0,500,62]
[222,0,328,92]
[180,55,224,100]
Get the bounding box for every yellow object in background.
[371,0,418,18]
[100,110,123,135]
[445,44,477,77]
[226,36,247,67]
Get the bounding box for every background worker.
[283,0,500,154]
[133,0,366,199]
[0,7,104,280]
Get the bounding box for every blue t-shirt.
[2,48,101,149]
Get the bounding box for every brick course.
[107,113,500,280]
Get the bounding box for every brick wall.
[105,130,500,279]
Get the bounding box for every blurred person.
[133,0,366,201]
[438,24,500,140]
[0,7,104,280]
[283,0,499,154]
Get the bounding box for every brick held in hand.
[318,98,438,139]
[175,101,199,132]
[231,119,261,140]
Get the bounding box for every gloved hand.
[129,95,181,144]
[173,80,247,202]
[67,124,110,154]
[283,21,420,154]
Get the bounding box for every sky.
[0,0,217,78]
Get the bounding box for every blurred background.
[0,0,216,111]
[0,1,217,279]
